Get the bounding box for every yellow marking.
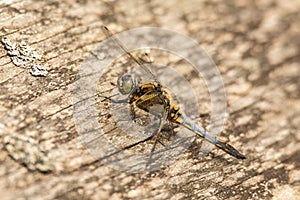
[171,113,174,117]
[215,143,222,148]
[217,137,226,143]
[140,83,156,90]
[138,93,157,101]
[184,123,191,129]
[205,137,213,143]
[195,131,202,136]
[133,93,161,110]
[224,148,230,152]
[173,105,179,110]
[176,117,183,123]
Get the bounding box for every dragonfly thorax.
[117,74,139,95]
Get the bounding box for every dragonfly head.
[117,74,137,95]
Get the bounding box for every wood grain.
[0,0,299,199]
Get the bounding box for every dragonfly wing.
[101,26,160,84]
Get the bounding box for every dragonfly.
[100,26,246,160]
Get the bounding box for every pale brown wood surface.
[0,0,299,199]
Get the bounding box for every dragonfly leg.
[102,104,168,163]
[162,120,176,142]
[99,94,129,104]
[129,103,137,121]
[145,107,169,168]
[145,127,163,169]
[98,132,157,162]
[148,115,173,148]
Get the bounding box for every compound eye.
[117,75,134,95]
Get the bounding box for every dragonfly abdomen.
[169,105,246,159]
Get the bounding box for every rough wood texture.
[0,0,299,199]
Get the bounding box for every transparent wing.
[97,86,162,148]
[101,26,160,84]
[93,26,196,171]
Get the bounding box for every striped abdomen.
[169,105,246,159]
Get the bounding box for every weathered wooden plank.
[0,0,299,199]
